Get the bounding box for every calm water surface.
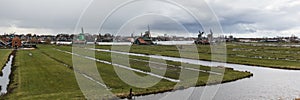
[131,56,300,100]
[0,55,13,95]
[95,43,300,100]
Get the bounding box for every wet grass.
[226,43,300,69]
[41,45,251,98]
[3,45,252,99]
[95,43,300,70]
[3,49,86,99]
[0,49,12,76]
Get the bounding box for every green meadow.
[2,45,252,99]
[4,49,85,99]
[95,43,300,70]
[0,49,12,76]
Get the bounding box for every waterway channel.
[0,55,14,95]
[87,48,300,100]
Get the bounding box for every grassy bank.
[41,45,251,98]
[94,43,300,70]
[3,49,86,99]
[0,49,12,76]
[226,43,300,69]
[3,45,252,99]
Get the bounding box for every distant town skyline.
[0,0,299,38]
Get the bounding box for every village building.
[72,27,87,44]
[12,37,22,48]
[97,33,114,42]
[194,31,210,45]
[133,25,154,45]
[0,39,6,47]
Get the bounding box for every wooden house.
[133,25,154,45]
[12,37,22,48]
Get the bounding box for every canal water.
[126,55,300,100]
[95,41,195,45]
[130,62,300,100]
[89,48,300,100]
[0,55,14,95]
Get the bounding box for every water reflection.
[92,47,300,100]
[0,55,13,95]
[133,57,300,100]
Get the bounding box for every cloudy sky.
[0,0,299,38]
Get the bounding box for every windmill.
[78,27,85,41]
[208,29,214,42]
[72,27,87,44]
[194,30,210,45]
[198,31,205,39]
[131,31,135,38]
[210,29,213,37]
[144,25,151,38]
[148,25,151,38]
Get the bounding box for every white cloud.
[0,0,299,38]
[205,0,300,37]
[0,25,55,35]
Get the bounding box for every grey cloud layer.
[0,0,299,37]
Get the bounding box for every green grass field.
[94,43,300,70]
[2,45,252,99]
[0,49,12,75]
[4,49,85,99]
